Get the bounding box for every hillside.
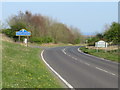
[2,35,62,88]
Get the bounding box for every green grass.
[2,41,62,88]
[80,47,119,62]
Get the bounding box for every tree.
[3,11,83,44]
[103,22,120,44]
[96,33,103,40]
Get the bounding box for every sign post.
[18,36,20,42]
[16,29,31,47]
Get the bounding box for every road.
[42,46,118,88]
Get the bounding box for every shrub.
[29,37,53,44]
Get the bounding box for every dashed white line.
[62,48,66,54]
[84,63,90,66]
[41,50,73,88]
[74,58,77,60]
[73,57,77,60]
[63,47,116,77]
[78,47,117,76]
[95,67,116,76]
[72,57,74,59]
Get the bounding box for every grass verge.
[80,47,119,62]
[2,41,62,88]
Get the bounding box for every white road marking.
[72,57,74,58]
[95,67,116,76]
[63,47,116,77]
[62,48,66,54]
[84,62,90,66]
[62,48,77,61]
[41,50,73,88]
[78,47,117,76]
[77,48,81,52]
[73,58,77,60]
[74,58,77,60]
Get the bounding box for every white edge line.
[41,50,73,88]
[77,47,118,64]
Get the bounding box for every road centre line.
[95,67,116,76]
[78,47,118,76]
[63,47,117,77]
[41,50,73,88]
[62,48,91,65]
[84,63,90,66]
[62,48,66,54]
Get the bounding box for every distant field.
[2,41,62,88]
[80,47,119,62]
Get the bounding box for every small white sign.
[95,40,108,47]
[24,38,27,44]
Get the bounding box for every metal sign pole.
[19,36,20,42]
[105,42,107,52]
[97,47,98,52]
[27,36,28,47]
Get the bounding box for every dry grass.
[1,34,14,43]
[87,45,118,51]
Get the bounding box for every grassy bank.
[80,47,119,62]
[2,41,62,88]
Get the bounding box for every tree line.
[87,22,120,46]
[2,11,83,44]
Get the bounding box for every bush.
[29,37,53,44]
[2,29,14,37]
[43,37,53,43]
[74,38,80,44]
[87,37,100,46]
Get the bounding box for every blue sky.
[2,2,118,35]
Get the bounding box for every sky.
[1,2,118,35]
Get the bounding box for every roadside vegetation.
[80,47,119,62]
[2,11,84,44]
[82,22,119,62]
[2,41,62,88]
[86,22,120,46]
[1,10,119,88]
[1,11,84,88]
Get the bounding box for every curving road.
[42,46,118,88]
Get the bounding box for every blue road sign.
[16,29,31,36]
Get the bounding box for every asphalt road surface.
[42,46,118,88]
